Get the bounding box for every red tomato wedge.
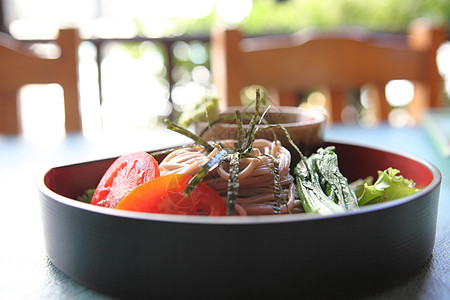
[116,174,226,216]
[91,152,160,208]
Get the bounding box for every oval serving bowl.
[38,141,441,299]
[195,106,327,156]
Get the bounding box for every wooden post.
[211,29,244,108]
[326,87,346,123]
[0,90,20,133]
[56,28,82,132]
[407,18,446,120]
[367,83,390,121]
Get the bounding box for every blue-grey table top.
[0,124,448,299]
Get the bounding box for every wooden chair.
[0,28,82,134]
[211,19,447,123]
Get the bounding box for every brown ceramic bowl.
[195,106,326,156]
[38,140,441,299]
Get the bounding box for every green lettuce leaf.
[350,176,374,199]
[357,167,420,206]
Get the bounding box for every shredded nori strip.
[266,154,282,214]
[241,89,261,153]
[165,119,214,152]
[183,148,229,197]
[226,152,241,215]
[241,152,288,214]
[235,109,244,150]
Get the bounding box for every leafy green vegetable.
[178,95,220,128]
[294,158,346,215]
[295,147,420,214]
[77,188,95,203]
[307,146,359,210]
[294,147,349,215]
[357,167,421,206]
[350,176,374,198]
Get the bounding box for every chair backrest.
[211,19,447,123]
[0,28,82,134]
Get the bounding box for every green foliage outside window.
[178,0,449,35]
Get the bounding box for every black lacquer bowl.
[38,141,441,299]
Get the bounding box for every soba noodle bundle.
[159,139,302,216]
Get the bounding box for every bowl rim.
[37,139,441,226]
[197,106,327,128]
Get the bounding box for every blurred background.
[1,0,449,141]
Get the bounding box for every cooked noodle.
[159,139,302,216]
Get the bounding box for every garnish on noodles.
[158,88,302,215]
[158,138,298,216]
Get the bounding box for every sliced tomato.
[91,152,160,208]
[116,174,226,216]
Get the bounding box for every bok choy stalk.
[294,165,344,215]
[307,146,359,210]
[294,146,358,215]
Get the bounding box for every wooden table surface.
[0,124,448,299]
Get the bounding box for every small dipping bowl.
[195,106,327,156]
